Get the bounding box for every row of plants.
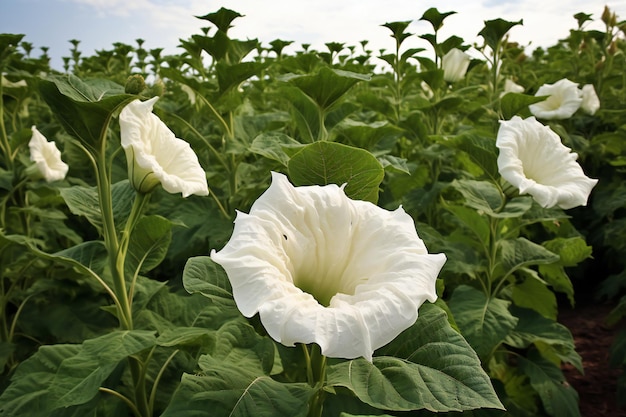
[0,5,625,416]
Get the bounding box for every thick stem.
[306,344,327,417]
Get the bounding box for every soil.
[560,302,626,417]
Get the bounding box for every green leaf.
[327,356,504,412]
[125,215,173,276]
[500,93,547,120]
[505,307,582,372]
[250,132,303,166]
[373,303,503,410]
[542,237,592,267]
[156,327,215,348]
[447,133,499,180]
[279,85,320,142]
[498,238,560,280]
[288,141,384,203]
[538,263,575,306]
[216,61,265,95]
[445,204,490,243]
[419,7,457,31]
[38,75,135,149]
[451,179,502,215]
[53,331,156,408]
[196,7,243,33]
[478,18,523,52]
[280,67,370,110]
[0,344,81,416]
[162,320,313,417]
[0,331,156,415]
[518,350,580,417]
[162,372,313,417]
[511,272,557,319]
[448,285,518,360]
[60,181,135,233]
[182,256,233,303]
[54,240,108,276]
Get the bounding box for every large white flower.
[580,84,600,115]
[211,172,446,360]
[119,97,208,197]
[28,126,69,183]
[496,116,597,209]
[442,48,471,83]
[528,78,582,120]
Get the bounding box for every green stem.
[306,344,327,417]
[149,349,180,413]
[96,152,132,330]
[121,191,151,306]
[0,76,14,170]
[99,387,143,417]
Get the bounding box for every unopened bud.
[595,56,606,71]
[147,77,165,96]
[125,74,146,94]
[608,41,618,55]
[601,6,612,25]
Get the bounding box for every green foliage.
[2,4,625,417]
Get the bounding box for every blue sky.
[1,0,624,70]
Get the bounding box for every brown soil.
[560,303,626,417]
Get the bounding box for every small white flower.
[211,172,446,361]
[119,97,208,197]
[442,48,471,83]
[528,78,582,120]
[500,79,524,97]
[28,126,69,183]
[496,116,597,209]
[580,84,600,115]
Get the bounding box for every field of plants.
[1,5,625,417]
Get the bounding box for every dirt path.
[560,303,626,417]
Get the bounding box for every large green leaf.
[451,179,502,215]
[511,271,557,320]
[162,320,313,417]
[368,303,503,411]
[0,331,156,415]
[288,141,384,203]
[280,67,370,110]
[125,214,173,276]
[38,75,135,148]
[249,132,303,166]
[182,255,233,303]
[326,356,503,412]
[216,61,266,95]
[60,180,135,233]
[500,93,547,120]
[448,134,499,180]
[448,285,518,360]
[505,307,582,372]
[498,237,560,280]
[518,350,580,417]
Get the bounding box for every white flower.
[442,48,471,83]
[496,116,597,209]
[28,126,69,183]
[500,79,524,97]
[211,172,446,361]
[119,97,208,197]
[580,84,600,115]
[528,78,582,120]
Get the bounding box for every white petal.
[29,126,69,183]
[529,78,582,120]
[119,97,208,197]
[581,84,600,115]
[211,172,446,360]
[496,116,598,209]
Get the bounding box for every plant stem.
[306,344,327,417]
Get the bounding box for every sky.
[1,0,625,71]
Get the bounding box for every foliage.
[1,4,625,417]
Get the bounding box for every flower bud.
[441,48,471,83]
[125,74,146,94]
[601,6,612,25]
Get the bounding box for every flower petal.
[528,78,582,120]
[211,172,446,360]
[29,126,69,183]
[496,116,598,209]
[119,97,208,197]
